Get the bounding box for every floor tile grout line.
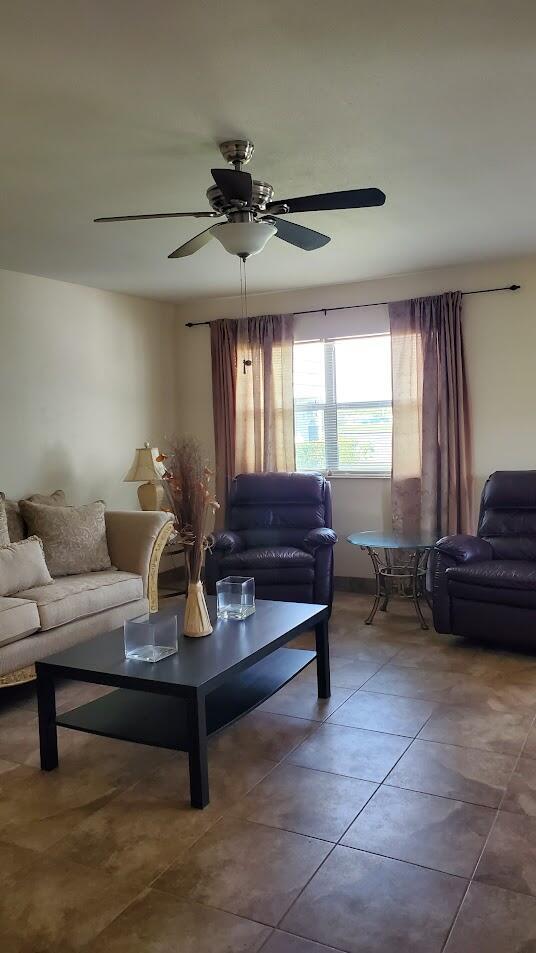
[440,707,536,951]
[273,841,338,933]
[390,731,533,759]
[330,708,440,845]
[332,842,470,881]
[381,780,509,811]
[268,919,359,953]
[340,681,536,718]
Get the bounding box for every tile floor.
[1,592,536,951]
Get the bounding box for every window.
[293,333,392,475]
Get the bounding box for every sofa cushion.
[16,570,143,631]
[447,560,536,590]
[18,500,111,577]
[221,546,315,571]
[0,536,53,596]
[0,499,8,546]
[0,597,40,647]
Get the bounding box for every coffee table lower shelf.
[56,646,315,751]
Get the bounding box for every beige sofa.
[0,510,174,685]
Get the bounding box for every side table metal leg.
[187,691,209,808]
[380,547,391,611]
[364,548,382,625]
[36,664,58,771]
[315,620,331,698]
[412,551,429,630]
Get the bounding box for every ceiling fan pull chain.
[243,257,248,322]
[239,257,244,320]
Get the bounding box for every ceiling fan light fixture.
[211,221,276,258]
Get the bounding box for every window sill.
[327,472,391,480]
[297,470,391,480]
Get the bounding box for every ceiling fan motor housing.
[206,180,274,215]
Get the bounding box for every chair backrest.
[478,470,536,560]
[227,472,332,548]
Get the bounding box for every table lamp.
[124,442,166,510]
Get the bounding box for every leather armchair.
[431,470,536,646]
[205,472,337,611]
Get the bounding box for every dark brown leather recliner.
[432,470,536,647]
[205,472,337,611]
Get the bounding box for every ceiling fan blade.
[211,168,253,204]
[168,226,215,258]
[269,216,330,251]
[267,187,386,214]
[94,211,219,223]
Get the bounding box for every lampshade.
[212,221,277,258]
[124,443,165,483]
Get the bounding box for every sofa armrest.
[105,510,174,610]
[211,530,244,554]
[435,534,494,564]
[303,527,338,553]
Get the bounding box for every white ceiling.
[1,0,536,302]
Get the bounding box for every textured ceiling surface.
[1,0,535,301]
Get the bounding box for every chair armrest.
[303,527,338,553]
[211,530,244,554]
[435,534,494,564]
[431,535,493,634]
[105,510,174,610]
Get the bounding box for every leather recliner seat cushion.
[221,546,315,571]
[222,568,315,587]
[0,597,40,647]
[447,560,536,609]
[255,583,314,601]
[16,570,143,631]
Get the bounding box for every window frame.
[293,332,393,479]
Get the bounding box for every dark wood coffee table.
[36,597,329,808]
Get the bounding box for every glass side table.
[346,532,437,630]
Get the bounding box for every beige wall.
[0,268,177,509]
[175,253,536,578]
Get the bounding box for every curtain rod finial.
[510,284,521,291]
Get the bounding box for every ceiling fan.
[94,140,386,260]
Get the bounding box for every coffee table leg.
[315,620,331,699]
[187,691,209,808]
[36,664,58,771]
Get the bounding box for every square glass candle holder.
[216,576,255,620]
[124,611,178,662]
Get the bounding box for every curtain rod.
[184,283,520,327]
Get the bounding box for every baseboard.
[160,569,374,596]
[334,575,375,594]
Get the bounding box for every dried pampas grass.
[158,437,219,585]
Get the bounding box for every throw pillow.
[0,490,67,543]
[0,499,9,547]
[24,490,67,507]
[0,536,53,596]
[18,500,112,577]
[0,492,25,542]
